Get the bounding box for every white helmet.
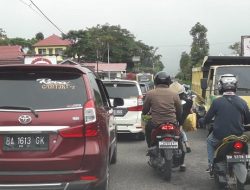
[217,74,237,93]
[169,81,186,95]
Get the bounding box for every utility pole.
[96,49,99,75]
[108,42,110,79]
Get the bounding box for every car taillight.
[59,125,84,138]
[127,95,143,111]
[85,123,98,137]
[138,95,143,106]
[80,175,97,181]
[234,141,243,150]
[84,100,98,137]
[84,100,96,124]
[161,124,175,130]
[127,105,143,111]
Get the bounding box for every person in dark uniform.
[200,74,250,172]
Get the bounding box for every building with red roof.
[33,34,71,62]
[81,62,127,79]
[0,45,24,64]
[60,60,127,79]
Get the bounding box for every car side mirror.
[113,98,124,107]
[200,78,208,90]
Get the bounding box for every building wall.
[34,46,68,62]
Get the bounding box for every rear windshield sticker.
[67,104,82,108]
[37,79,76,90]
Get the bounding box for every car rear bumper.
[116,123,143,134]
[0,181,94,190]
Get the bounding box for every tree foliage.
[177,22,209,81]
[0,29,38,53]
[229,42,241,55]
[35,32,44,41]
[63,24,163,73]
[189,22,209,67]
[0,25,163,73]
[0,28,7,40]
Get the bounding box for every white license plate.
[114,109,125,116]
[159,141,178,149]
[3,134,49,151]
[226,154,250,163]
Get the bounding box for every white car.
[103,79,145,140]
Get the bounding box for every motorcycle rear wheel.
[232,180,244,190]
[162,158,172,181]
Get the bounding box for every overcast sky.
[1,0,250,75]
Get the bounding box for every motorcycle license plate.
[159,141,178,149]
[226,154,250,163]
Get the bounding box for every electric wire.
[29,0,65,35]
[19,0,43,17]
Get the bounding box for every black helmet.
[154,71,172,86]
[217,74,237,94]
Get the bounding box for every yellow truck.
[192,56,250,125]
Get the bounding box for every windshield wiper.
[0,106,39,118]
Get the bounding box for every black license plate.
[3,134,49,151]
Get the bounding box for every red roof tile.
[0,45,24,60]
[33,34,71,47]
[82,63,127,72]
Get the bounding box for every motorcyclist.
[169,81,192,153]
[200,74,250,173]
[142,71,185,170]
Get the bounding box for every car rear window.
[0,71,87,110]
[104,82,139,99]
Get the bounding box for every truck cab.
[192,56,250,122]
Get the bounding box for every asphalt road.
[109,129,250,190]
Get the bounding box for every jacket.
[204,94,250,140]
[142,84,182,126]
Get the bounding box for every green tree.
[0,28,7,40]
[0,28,8,45]
[35,32,44,41]
[229,42,241,55]
[63,24,162,72]
[62,30,93,62]
[189,22,209,67]
[177,51,191,80]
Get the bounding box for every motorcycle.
[147,123,185,181]
[211,134,250,190]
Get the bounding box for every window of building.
[38,49,46,55]
[48,48,53,55]
[55,48,63,56]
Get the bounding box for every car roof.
[102,79,139,84]
[0,64,95,75]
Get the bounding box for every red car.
[0,64,123,190]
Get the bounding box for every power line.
[19,0,43,17]
[29,0,65,35]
